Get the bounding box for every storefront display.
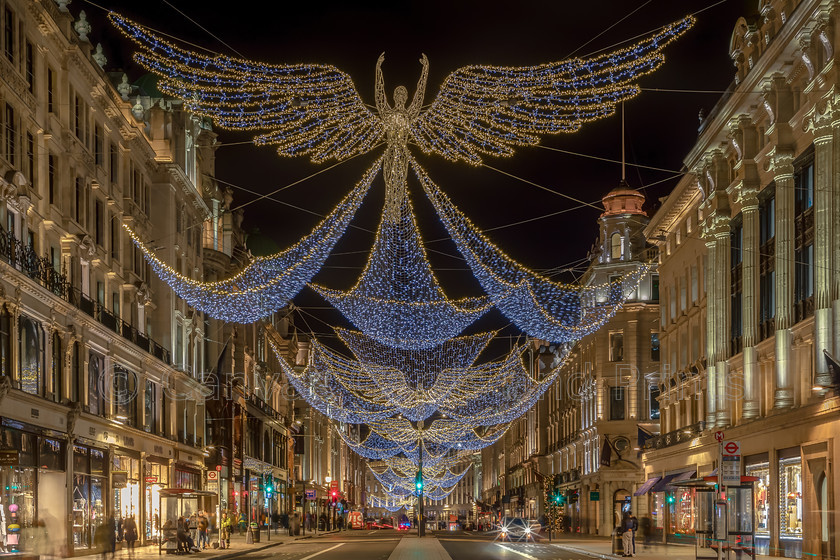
[73,445,107,549]
[145,461,169,541]
[746,462,770,554]
[779,457,803,538]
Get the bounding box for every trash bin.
[250,522,260,543]
[613,527,624,555]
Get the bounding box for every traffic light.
[415,469,424,494]
[551,491,565,506]
[666,494,676,504]
[331,490,338,505]
[265,483,273,498]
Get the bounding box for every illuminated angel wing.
[410,16,694,164]
[109,13,383,163]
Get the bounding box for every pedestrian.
[621,512,634,557]
[198,511,209,549]
[107,516,117,559]
[640,515,652,550]
[189,512,198,545]
[221,513,232,549]
[123,515,137,558]
[630,514,638,555]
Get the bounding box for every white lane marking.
[495,543,539,559]
[367,530,378,535]
[299,542,345,560]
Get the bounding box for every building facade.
[641,1,840,558]
[0,0,220,554]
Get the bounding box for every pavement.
[549,534,774,560]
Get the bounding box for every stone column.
[812,119,833,387]
[739,185,761,418]
[714,216,731,427]
[704,232,717,427]
[834,117,840,358]
[772,150,795,409]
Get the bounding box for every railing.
[246,392,285,424]
[643,421,705,451]
[0,226,170,364]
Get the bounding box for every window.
[690,265,698,304]
[0,305,11,377]
[144,380,156,433]
[731,215,743,355]
[94,199,104,246]
[74,177,82,225]
[25,41,33,93]
[650,332,660,361]
[758,185,775,339]
[94,125,103,167]
[73,94,82,139]
[51,331,62,403]
[70,341,81,403]
[112,292,120,318]
[48,154,56,205]
[610,232,623,261]
[794,151,814,323]
[25,132,34,183]
[670,285,677,321]
[609,387,625,420]
[113,365,137,427]
[609,332,624,362]
[651,274,659,301]
[110,213,119,261]
[4,103,15,163]
[3,8,14,62]
[47,67,56,113]
[88,352,104,416]
[649,386,660,420]
[109,143,119,183]
[18,315,45,396]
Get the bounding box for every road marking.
[367,530,378,534]
[495,543,539,559]
[299,543,345,560]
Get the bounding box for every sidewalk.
[77,530,293,560]
[550,535,772,560]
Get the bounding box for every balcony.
[0,226,170,364]
[642,421,705,451]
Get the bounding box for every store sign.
[145,476,158,484]
[721,440,741,486]
[330,480,339,490]
[207,471,218,481]
[305,490,316,500]
[113,471,128,489]
[590,491,600,502]
[0,450,19,466]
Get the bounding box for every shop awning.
[651,470,695,492]
[633,476,662,496]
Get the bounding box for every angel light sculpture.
[111,13,692,349]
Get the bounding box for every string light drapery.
[124,159,381,323]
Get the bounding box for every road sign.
[305,489,316,500]
[590,491,600,502]
[207,471,218,481]
[721,440,741,485]
[714,431,724,442]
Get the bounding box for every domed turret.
[601,179,646,217]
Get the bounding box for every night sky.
[92,0,756,341]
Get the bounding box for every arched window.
[610,232,623,261]
[19,315,44,396]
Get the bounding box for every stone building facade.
[641,1,840,558]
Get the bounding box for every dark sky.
[94,0,756,340]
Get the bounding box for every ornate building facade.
[641,1,840,558]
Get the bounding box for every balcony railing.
[642,421,705,451]
[0,225,170,364]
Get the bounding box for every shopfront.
[144,459,169,542]
[746,457,771,555]
[778,450,803,559]
[72,443,107,550]
[112,452,141,532]
[648,469,696,544]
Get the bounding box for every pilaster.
[738,183,760,419]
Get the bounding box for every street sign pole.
[717,438,724,560]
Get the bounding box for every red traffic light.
[331,491,337,497]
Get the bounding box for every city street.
[204,531,600,560]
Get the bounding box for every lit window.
[610,232,622,260]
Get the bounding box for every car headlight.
[525,527,531,534]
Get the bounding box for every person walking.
[630,514,639,555]
[198,511,209,549]
[123,516,137,558]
